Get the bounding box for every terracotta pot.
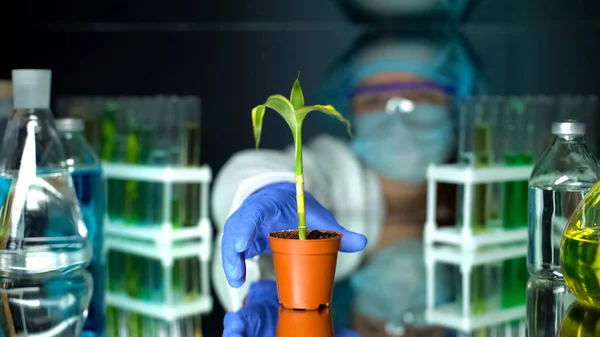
[276,306,334,337]
[269,229,342,310]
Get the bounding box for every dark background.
[3,0,600,335]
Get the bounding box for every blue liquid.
[71,167,106,336]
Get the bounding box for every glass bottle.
[56,118,106,337]
[528,120,600,279]
[526,276,575,337]
[0,69,92,336]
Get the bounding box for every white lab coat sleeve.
[211,148,298,230]
[210,148,303,313]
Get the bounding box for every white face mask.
[351,104,455,182]
[347,0,468,18]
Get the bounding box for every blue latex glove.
[223,280,362,337]
[222,181,368,288]
[223,280,279,337]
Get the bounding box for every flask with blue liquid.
[0,69,93,336]
[56,117,106,337]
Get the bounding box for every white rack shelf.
[425,243,527,268]
[102,162,214,321]
[427,164,533,184]
[106,293,212,321]
[425,227,528,251]
[424,163,530,332]
[103,163,212,183]
[425,164,532,250]
[105,237,210,262]
[105,237,212,315]
[426,303,526,332]
[105,218,212,245]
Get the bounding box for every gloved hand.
[222,181,368,288]
[223,280,362,337]
[223,280,279,337]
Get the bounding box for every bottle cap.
[552,120,586,136]
[55,118,85,132]
[11,69,51,109]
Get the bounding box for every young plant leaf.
[251,94,298,149]
[296,104,352,137]
[251,105,266,149]
[290,74,305,110]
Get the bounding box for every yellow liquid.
[559,302,600,337]
[562,227,600,307]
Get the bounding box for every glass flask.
[56,118,105,336]
[0,269,93,336]
[560,179,600,307]
[528,120,600,279]
[0,69,91,275]
[559,302,600,337]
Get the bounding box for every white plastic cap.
[11,69,52,109]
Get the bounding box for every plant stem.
[294,124,306,240]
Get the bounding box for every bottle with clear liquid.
[528,120,600,279]
[526,276,575,337]
[56,117,105,337]
[0,69,92,336]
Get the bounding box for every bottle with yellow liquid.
[529,121,600,280]
[561,179,600,307]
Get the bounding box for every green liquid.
[126,312,142,337]
[108,251,125,293]
[180,122,201,229]
[473,123,493,231]
[106,306,119,337]
[501,153,532,310]
[124,129,141,224]
[172,257,201,303]
[464,123,492,323]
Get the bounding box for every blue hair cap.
[317,26,484,134]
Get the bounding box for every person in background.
[214,27,484,337]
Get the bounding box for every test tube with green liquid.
[124,99,156,225]
[147,97,168,226]
[454,98,492,331]
[471,99,493,329]
[180,97,201,229]
[501,98,531,314]
[103,102,124,221]
[182,98,202,300]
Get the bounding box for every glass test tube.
[454,97,492,331]
[180,96,201,229]
[500,97,531,332]
[584,95,599,156]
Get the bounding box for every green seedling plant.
[251,75,351,240]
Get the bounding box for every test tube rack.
[103,163,213,322]
[424,163,531,333]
